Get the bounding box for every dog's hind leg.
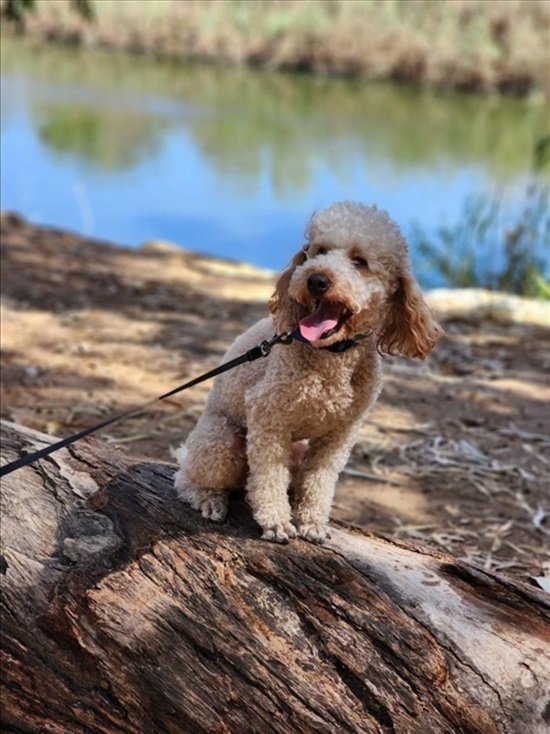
[174,413,247,523]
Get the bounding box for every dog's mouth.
[298,301,352,343]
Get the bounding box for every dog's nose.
[307,273,331,296]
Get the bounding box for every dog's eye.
[352,255,368,269]
[316,246,328,256]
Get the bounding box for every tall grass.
[2,0,549,96]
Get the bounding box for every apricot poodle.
[174,201,441,543]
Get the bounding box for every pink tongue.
[299,302,344,342]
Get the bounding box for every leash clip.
[258,331,294,358]
[259,340,272,357]
[273,331,294,346]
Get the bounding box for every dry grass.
[3,0,549,95]
[348,426,550,574]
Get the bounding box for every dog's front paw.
[297,522,331,545]
[198,494,229,523]
[261,522,297,544]
[180,483,229,523]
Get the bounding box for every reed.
[2,0,549,96]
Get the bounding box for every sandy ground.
[1,212,549,583]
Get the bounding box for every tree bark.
[1,420,549,734]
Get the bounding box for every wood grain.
[1,420,549,734]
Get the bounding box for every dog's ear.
[269,247,308,316]
[377,270,442,359]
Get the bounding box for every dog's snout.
[307,272,331,296]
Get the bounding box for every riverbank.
[2,0,549,97]
[1,211,549,582]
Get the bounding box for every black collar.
[290,330,369,353]
[321,337,366,353]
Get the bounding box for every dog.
[174,201,441,543]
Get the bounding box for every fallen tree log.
[1,419,549,734]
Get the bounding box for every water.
[1,38,548,285]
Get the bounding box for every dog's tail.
[171,444,188,466]
[171,444,191,500]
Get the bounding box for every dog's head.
[269,201,442,358]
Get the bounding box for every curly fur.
[174,201,442,543]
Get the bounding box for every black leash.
[0,331,295,478]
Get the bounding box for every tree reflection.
[36,103,168,172]
[3,36,545,189]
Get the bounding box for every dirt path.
[1,212,549,583]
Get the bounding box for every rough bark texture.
[1,420,549,734]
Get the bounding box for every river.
[1,38,547,286]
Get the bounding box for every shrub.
[413,137,550,299]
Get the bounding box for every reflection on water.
[37,103,168,172]
[1,38,547,282]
